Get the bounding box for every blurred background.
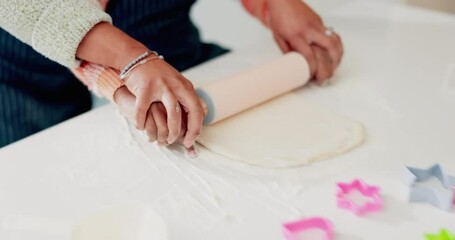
[191,0,455,49]
[396,0,455,13]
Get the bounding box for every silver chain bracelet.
[119,51,164,80]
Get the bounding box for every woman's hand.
[77,23,204,148]
[311,45,334,84]
[265,0,343,82]
[123,57,204,148]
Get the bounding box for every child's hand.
[148,102,198,157]
[114,86,197,157]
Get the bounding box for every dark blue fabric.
[0,0,228,147]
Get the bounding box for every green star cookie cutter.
[425,229,455,240]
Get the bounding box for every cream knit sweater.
[0,0,112,68]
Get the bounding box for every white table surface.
[1,0,455,239]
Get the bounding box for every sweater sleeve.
[72,61,124,102]
[0,0,112,68]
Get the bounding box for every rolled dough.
[197,93,365,168]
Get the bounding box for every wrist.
[113,85,127,102]
[120,52,163,80]
[113,44,150,71]
[95,67,125,102]
[242,0,270,27]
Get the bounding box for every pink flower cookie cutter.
[336,179,383,216]
[282,217,334,240]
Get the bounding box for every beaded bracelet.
[119,51,164,80]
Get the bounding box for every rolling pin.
[196,52,311,125]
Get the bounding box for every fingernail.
[183,140,193,148]
[187,149,197,158]
[320,79,331,87]
[186,146,198,158]
[168,134,180,144]
[167,136,174,144]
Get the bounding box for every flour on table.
[72,204,167,240]
[197,93,365,168]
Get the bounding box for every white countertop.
[0,0,454,239]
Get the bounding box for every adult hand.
[266,0,343,81]
[76,23,204,148]
[123,55,204,148]
[311,45,334,84]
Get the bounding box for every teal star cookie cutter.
[404,164,455,211]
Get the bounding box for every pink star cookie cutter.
[282,217,334,240]
[336,179,383,216]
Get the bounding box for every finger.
[145,107,158,142]
[174,81,204,148]
[179,113,197,157]
[180,109,197,158]
[306,29,342,69]
[161,90,181,144]
[289,38,317,77]
[134,91,154,130]
[273,33,291,53]
[312,45,333,84]
[185,145,198,158]
[178,106,188,142]
[114,86,136,120]
[334,33,344,64]
[151,103,169,145]
[200,98,208,117]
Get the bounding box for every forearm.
[76,22,149,71]
[72,61,124,102]
[241,0,264,17]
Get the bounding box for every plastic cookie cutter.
[404,164,455,211]
[336,179,383,216]
[282,217,334,240]
[425,229,455,240]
